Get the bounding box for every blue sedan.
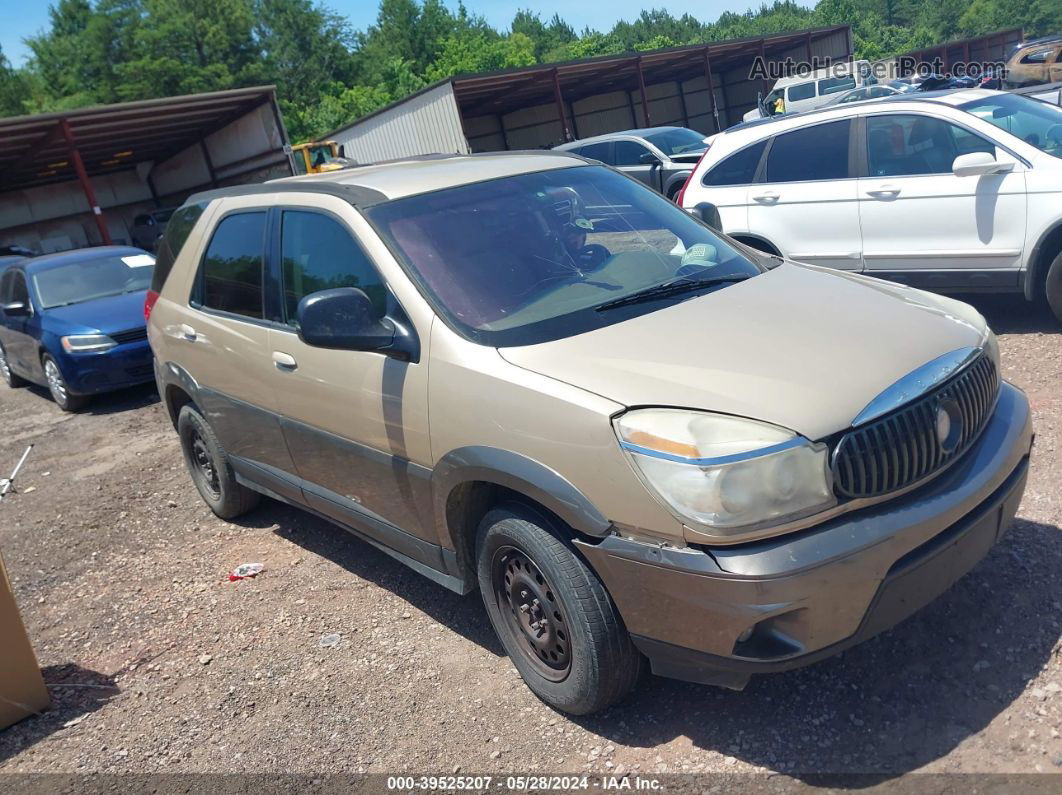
[0,246,157,411]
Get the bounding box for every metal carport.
[0,86,292,252]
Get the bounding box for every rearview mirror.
[952,151,1011,177]
[688,202,722,231]
[639,151,661,165]
[297,288,394,352]
[1,301,29,317]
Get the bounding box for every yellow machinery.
[290,141,342,174]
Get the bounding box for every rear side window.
[197,212,266,319]
[280,210,387,323]
[818,75,856,95]
[151,202,206,293]
[703,140,766,186]
[577,141,612,163]
[766,120,851,182]
[787,82,815,102]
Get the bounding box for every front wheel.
[1044,250,1062,325]
[42,354,86,411]
[476,504,643,715]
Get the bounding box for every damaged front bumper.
[576,381,1033,690]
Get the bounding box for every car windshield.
[367,165,762,346]
[960,93,1062,158]
[33,253,155,309]
[644,128,708,156]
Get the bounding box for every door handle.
[178,323,197,341]
[752,191,779,203]
[272,351,298,371]
[866,184,900,197]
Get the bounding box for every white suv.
[680,89,1062,321]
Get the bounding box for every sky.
[0,0,815,67]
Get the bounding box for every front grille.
[832,353,999,499]
[111,327,147,345]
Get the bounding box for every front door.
[0,270,40,379]
[178,209,296,490]
[613,139,662,192]
[858,112,1027,280]
[745,118,864,271]
[265,204,435,545]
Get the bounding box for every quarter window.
[613,140,652,166]
[765,120,851,182]
[280,210,387,324]
[703,140,766,186]
[198,212,266,319]
[866,115,996,177]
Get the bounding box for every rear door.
[745,118,863,270]
[176,207,297,490]
[265,203,435,546]
[857,112,1026,280]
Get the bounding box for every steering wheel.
[1045,124,1062,149]
[575,244,610,272]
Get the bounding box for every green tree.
[0,45,29,116]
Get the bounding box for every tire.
[177,404,260,519]
[42,354,87,411]
[476,504,643,715]
[1044,249,1062,325]
[0,342,27,388]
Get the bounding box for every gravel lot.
[0,294,1059,784]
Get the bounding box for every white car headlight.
[61,334,117,353]
[614,409,835,535]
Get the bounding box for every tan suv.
[147,153,1033,715]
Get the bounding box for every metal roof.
[0,86,280,192]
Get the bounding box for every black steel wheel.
[492,546,572,682]
[477,503,643,715]
[177,404,259,519]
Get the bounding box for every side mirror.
[688,202,722,231]
[952,151,1011,177]
[297,287,394,352]
[2,301,29,317]
[639,151,661,166]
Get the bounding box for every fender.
[662,170,692,199]
[1024,220,1062,302]
[156,359,203,426]
[432,446,613,550]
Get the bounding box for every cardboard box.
[0,550,49,730]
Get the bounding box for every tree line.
[0,0,1058,143]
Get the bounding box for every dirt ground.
[0,294,1059,785]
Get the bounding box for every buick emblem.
[935,399,963,452]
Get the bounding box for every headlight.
[614,409,835,535]
[61,334,117,353]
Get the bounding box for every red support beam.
[635,56,652,127]
[551,69,572,143]
[60,118,111,246]
[702,47,720,132]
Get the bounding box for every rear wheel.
[42,354,86,411]
[476,504,643,715]
[0,342,27,388]
[1044,250,1062,324]
[177,404,259,519]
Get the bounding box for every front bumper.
[576,381,1033,689]
[61,340,155,395]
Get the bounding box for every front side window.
[818,75,856,95]
[866,114,996,177]
[960,93,1062,159]
[787,82,815,102]
[9,271,28,305]
[644,128,707,156]
[280,210,387,324]
[367,165,762,346]
[766,120,851,182]
[33,254,154,309]
[197,212,266,319]
[1020,48,1051,65]
[613,140,652,166]
[703,140,766,186]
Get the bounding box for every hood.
[42,290,148,336]
[499,264,987,441]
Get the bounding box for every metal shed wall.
[330,82,470,163]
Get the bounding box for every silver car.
[554,126,707,200]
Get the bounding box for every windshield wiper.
[594,274,751,312]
